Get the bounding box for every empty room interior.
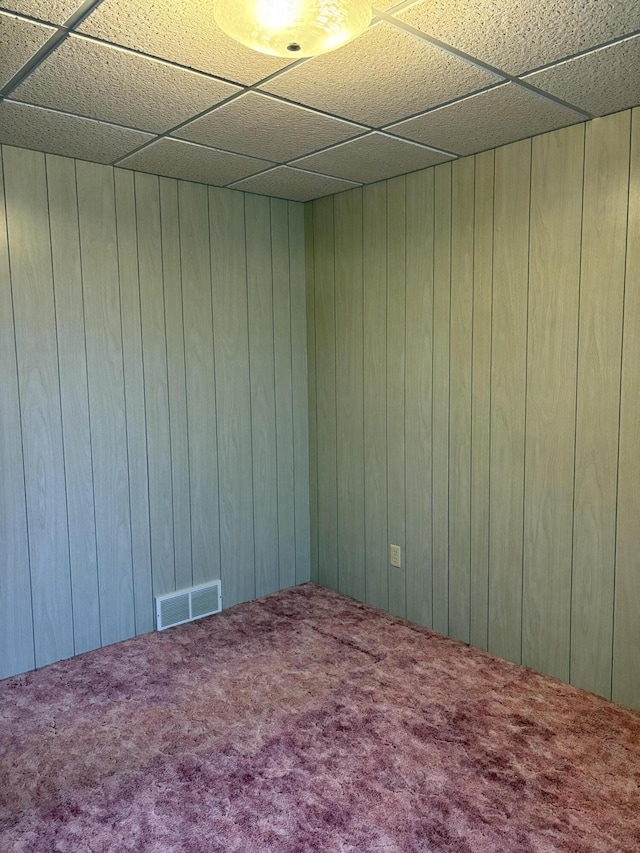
[1,0,639,849]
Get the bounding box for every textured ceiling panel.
[13,34,239,133]
[175,92,366,163]
[230,165,361,201]
[397,0,640,75]
[262,22,498,127]
[0,0,81,25]
[0,100,152,161]
[294,131,452,183]
[118,138,271,185]
[0,12,54,88]
[524,35,640,118]
[389,83,584,156]
[2,0,640,200]
[78,0,292,85]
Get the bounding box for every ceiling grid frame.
[0,0,638,200]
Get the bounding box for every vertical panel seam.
[209,191,222,593]
[467,154,477,645]
[448,167,453,636]
[270,200,282,592]
[112,167,136,633]
[384,185,388,611]
[312,205,320,581]
[74,160,102,647]
[362,191,368,605]
[131,173,153,624]
[313,202,322,584]
[487,152,496,654]
[242,193,258,601]
[447,165,452,637]
[430,174,435,629]
[382,184,388,611]
[487,153,500,651]
[469,157,476,645]
[1,146,37,668]
[611,112,634,699]
[360,189,365,600]
[448,167,452,636]
[287,203,297,583]
[386,184,390,611]
[45,154,75,657]
[331,196,340,590]
[158,179,177,592]
[402,178,407,618]
[404,178,410,618]
[176,184,194,589]
[521,140,533,667]
[206,189,223,595]
[569,124,587,687]
[428,172,434,628]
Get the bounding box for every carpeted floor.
[1,584,639,852]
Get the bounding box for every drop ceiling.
[1,0,639,201]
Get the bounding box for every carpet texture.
[1,584,639,852]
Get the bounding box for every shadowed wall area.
[306,106,640,710]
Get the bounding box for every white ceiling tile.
[293,131,452,183]
[0,12,54,88]
[2,1,638,187]
[230,166,360,202]
[0,0,81,25]
[396,0,640,75]
[78,0,293,85]
[118,138,272,186]
[175,92,366,163]
[388,83,584,156]
[524,35,640,118]
[12,34,239,133]
[262,21,497,127]
[0,100,152,162]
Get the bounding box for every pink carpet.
[1,584,639,852]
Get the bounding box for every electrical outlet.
[390,544,401,568]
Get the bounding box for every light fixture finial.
[214,0,372,58]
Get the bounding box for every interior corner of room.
[2,104,639,713]
[0,0,639,717]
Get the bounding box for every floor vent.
[156,580,222,631]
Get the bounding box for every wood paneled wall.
[306,107,640,710]
[0,144,309,680]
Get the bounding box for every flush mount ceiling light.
[214,0,372,58]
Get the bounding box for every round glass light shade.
[214,0,372,58]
